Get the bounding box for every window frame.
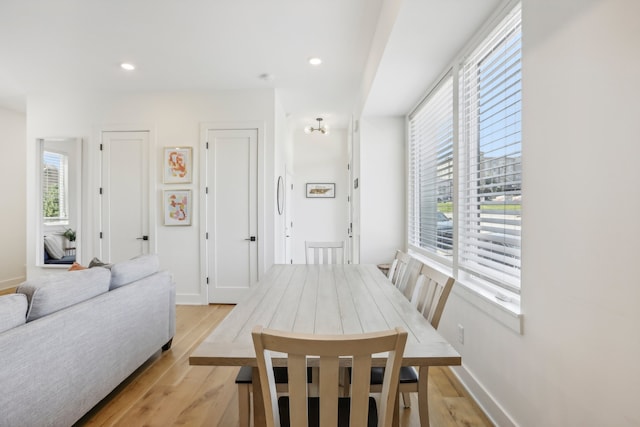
[406,0,522,309]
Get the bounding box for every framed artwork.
[306,183,335,198]
[163,147,192,183]
[164,190,192,226]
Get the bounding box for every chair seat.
[278,396,377,427]
[348,366,418,385]
[235,366,312,384]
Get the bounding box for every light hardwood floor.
[74,304,493,427]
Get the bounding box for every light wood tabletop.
[189,264,461,426]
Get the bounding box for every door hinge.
[206,142,209,149]
[291,184,293,190]
[206,277,209,284]
[206,187,208,194]
[206,232,209,239]
[348,163,350,170]
[347,196,350,202]
[100,143,103,151]
[99,232,103,239]
[99,187,103,195]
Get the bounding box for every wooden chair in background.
[343,262,454,424]
[305,241,345,264]
[252,325,407,427]
[375,263,455,416]
[387,250,411,291]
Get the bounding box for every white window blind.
[408,75,454,257]
[42,150,69,224]
[459,4,522,291]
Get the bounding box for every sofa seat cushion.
[110,254,160,290]
[16,268,111,321]
[0,294,28,333]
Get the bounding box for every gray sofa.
[0,254,176,427]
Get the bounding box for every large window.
[408,75,454,257]
[408,3,522,293]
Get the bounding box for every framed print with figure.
[163,147,192,183]
[164,190,192,226]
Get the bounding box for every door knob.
[244,236,256,241]
[136,236,149,241]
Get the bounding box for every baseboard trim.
[450,365,519,427]
[0,276,26,291]
[176,293,206,305]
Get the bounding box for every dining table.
[189,263,461,427]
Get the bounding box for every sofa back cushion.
[16,268,111,321]
[0,294,28,333]
[110,254,160,290]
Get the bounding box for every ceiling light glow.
[120,63,136,71]
[308,57,322,66]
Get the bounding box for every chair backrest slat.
[414,263,455,328]
[305,241,344,264]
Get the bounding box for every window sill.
[407,250,523,334]
[453,276,523,335]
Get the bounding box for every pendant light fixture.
[304,118,329,135]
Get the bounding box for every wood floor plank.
[431,366,463,398]
[75,304,491,427]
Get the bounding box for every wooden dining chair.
[305,241,344,264]
[343,261,454,422]
[373,263,455,412]
[252,325,407,427]
[238,241,345,426]
[238,239,344,425]
[386,250,411,291]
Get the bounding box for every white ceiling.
[0,0,502,129]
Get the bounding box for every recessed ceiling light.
[308,57,322,66]
[120,63,136,71]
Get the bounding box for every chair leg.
[339,367,350,397]
[237,383,251,427]
[401,392,412,408]
[417,366,430,427]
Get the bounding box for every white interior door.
[101,131,150,263]
[206,129,258,303]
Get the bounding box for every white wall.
[26,89,278,304]
[291,128,348,263]
[359,117,405,265]
[357,1,640,425]
[437,1,640,426]
[0,107,26,290]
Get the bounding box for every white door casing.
[285,170,293,264]
[205,128,259,303]
[100,131,151,263]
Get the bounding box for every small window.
[42,150,69,225]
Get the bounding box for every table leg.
[418,366,430,427]
[252,367,267,427]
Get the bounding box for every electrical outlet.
[457,324,464,344]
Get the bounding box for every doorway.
[205,128,259,303]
